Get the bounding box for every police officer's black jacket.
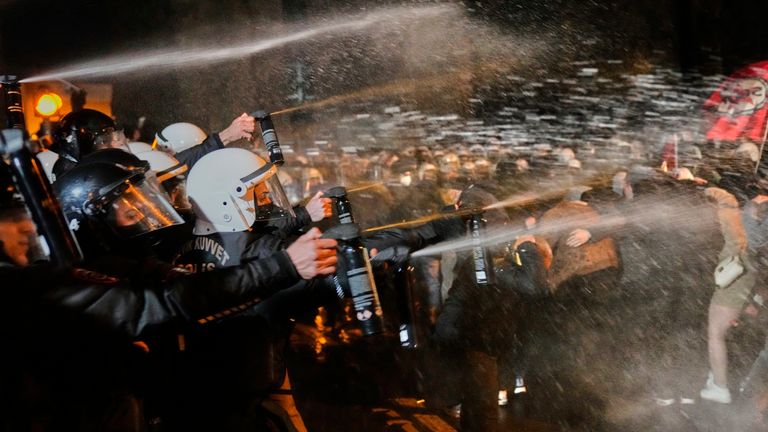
[173,220,332,327]
[434,241,547,354]
[168,221,333,429]
[0,249,301,338]
[268,205,313,240]
[0,249,301,431]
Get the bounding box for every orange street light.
[35,92,63,117]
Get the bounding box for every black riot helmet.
[53,161,184,256]
[54,109,127,164]
[79,148,150,174]
[79,148,169,204]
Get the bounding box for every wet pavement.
[287,291,768,431]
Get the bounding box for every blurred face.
[0,217,35,267]
[308,176,321,187]
[111,196,145,227]
[95,129,129,152]
[253,182,272,206]
[167,181,191,211]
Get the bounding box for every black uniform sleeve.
[165,250,301,322]
[4,250,300,338]
[267,205,312,237]
[363,215,465,252]
[173,133,224,169]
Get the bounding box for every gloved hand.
[369,246,411,267]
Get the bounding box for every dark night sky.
[2,0,768,132]
[5,0,767,74]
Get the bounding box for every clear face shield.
[252,173,296,222]
[104,179,185,238]
[155,163,191,211]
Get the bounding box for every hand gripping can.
[323,223,383,335]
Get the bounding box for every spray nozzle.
[251,110,284,167]
[324,186,347,199]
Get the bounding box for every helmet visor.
[253,174,296,221]
[94,128,129,152]
[104,180,184,238]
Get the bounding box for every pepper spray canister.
[323,223,383,335]
[393,262,419,348]
[252,110,284,166]
[467,212,494,286]
[325,186,355,224]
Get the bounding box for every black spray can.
[323,224,383,335]
[252,110,284,166]
[467,212,494,286]
[325,186,355,224]
[393,262,418,348]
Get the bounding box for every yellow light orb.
[35,93,63,117]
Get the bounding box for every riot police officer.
[172,147,335,431]
[0,151,337,430]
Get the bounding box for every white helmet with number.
[154,122,207,154]
[36,150,59,183]
[128,141,154,154]
[186,148,295,234]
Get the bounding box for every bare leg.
[708,302,741,388]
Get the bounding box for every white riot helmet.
[36,150,58,183]
[128,141,153,154]
[186,148,295,234]
[136,151,188,183]
[154,122,207,155]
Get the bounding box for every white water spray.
[20,5,456,83]
[412,194,717,257]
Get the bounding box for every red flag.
[705,61,768,142]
